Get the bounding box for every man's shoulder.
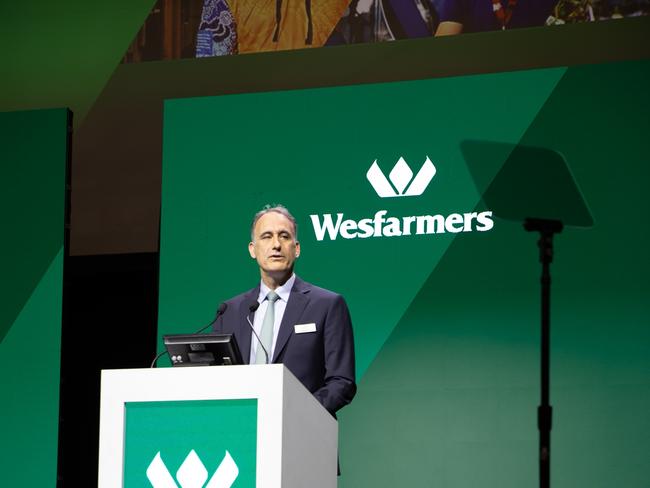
[294,277,343,302]
[223,276,346,304]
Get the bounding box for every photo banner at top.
[122,0,649,62]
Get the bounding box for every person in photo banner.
[435,0,559,35]
[196,0,239,56]
[213,204,357,416]
[197,0,350,56]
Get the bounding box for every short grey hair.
[250,204,298,241]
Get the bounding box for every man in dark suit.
[214,205,356,415]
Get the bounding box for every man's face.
[249,212,300,278]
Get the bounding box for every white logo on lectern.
[147,449,239,488]
[366,157,436,198]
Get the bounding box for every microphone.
[195,302,228,334]
[150,302,228,368]
[246,301,269,364]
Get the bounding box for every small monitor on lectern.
[163,333,243,366]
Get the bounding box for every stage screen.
[0,108,68,487]
[158,59,649,486]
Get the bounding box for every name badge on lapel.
[294,323,316,334]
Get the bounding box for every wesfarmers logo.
[310,157,494,241]
[147,450,238,488]
[367,156,436,197]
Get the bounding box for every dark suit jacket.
[213,276,356,414]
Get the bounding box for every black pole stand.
[524,217,563,488]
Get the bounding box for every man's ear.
[248,241,256,259]
[295,241,300,258]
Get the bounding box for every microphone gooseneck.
[194,302,229,334]
[247,301,269,364]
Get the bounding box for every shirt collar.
[258,273,295,303]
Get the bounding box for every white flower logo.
[146,449,239,488]
[367,157,436,198]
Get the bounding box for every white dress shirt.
[249,273,296,364]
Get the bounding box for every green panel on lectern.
[124,400,257,487]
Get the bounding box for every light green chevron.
[338,58,650,487]
[0,248,63,486]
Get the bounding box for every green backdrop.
[158,58,649,486]
[0,108,68,486]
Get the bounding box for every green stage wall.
[158,58,649,486]
[0,109,68,486]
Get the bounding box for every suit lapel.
[273,277,311,362]
[238,287,260,364]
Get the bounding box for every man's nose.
[271,235,281,248]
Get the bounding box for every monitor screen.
[163,333,243,366]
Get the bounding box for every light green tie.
[255,291,279,364]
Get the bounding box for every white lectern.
[98,364,337,488]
